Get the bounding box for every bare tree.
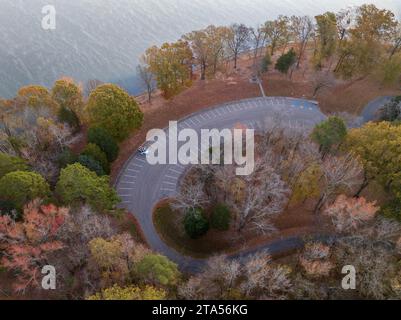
[229,161,290,234]
[312,71,335,98]
[334,7,357,72]
[314,153,363,214]
[178,255,241,300]
[179,252,292,300]
[336,7,356,44]
[137,63,155,103]
[335,236,399,299]
[249,25,268,74]
[290,16,314,69]
[172,180,210,213]
[299,242,334,277]
[240,252,292,299]
[227,24,250,69]
[389,24,401,59]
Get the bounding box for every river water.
[0,0,399,98]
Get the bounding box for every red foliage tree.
[324,195,378,233]
[0,200,67,293]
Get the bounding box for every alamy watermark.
[341,265,356,290]
[41,5,56,30]
[145,121,255,176]
[41,265,56,290]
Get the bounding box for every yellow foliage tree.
[144,40,193,98]
[346,122,401,194]
[87,284,166,300]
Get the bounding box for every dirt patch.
[318,77,401,115]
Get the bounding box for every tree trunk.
[314,194,326,215]
[355,175,369,198]
[296,42,306,69]
[270,42,276,56]
[201,62,206,80]
[334,53,347,73]
[147,88,152,104]
[389,42,401,60]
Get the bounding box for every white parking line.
[193,117,202,124]
[118,187,134,191]
[163,181,176,186]
[124,173,137,178]
[169,168,183,174]
[136,158,147,163]
[120,181,136,185]
[130,164,143,169]
[160,187,176,192]
[165,175,179,180]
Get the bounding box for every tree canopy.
[311,116,347,155]
[56,163,119,211]
[0,171,50,212]
[86,84,143,141]
[136,254,180,287]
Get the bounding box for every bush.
[58,106,80,131]
[87,285,167,300]
[52,78,85,122]
[82,143,110,174]
[77,155,105,176]
[57,148,78,168]
[381,200,401,222]
[184,208,209,239]
[88,127,119,162]
[379,96,401,122]
[211,204,231,231]
[0,171,50,211]
[0,200,19,219]
[0,153,29,179]
[311,116,347,154]
[86,84,143,141]
[56,163,119,212]
[275,48,297,74]
[136,254,180,286]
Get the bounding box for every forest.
[1,4,401,300]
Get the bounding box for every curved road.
[115,97,327,272]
